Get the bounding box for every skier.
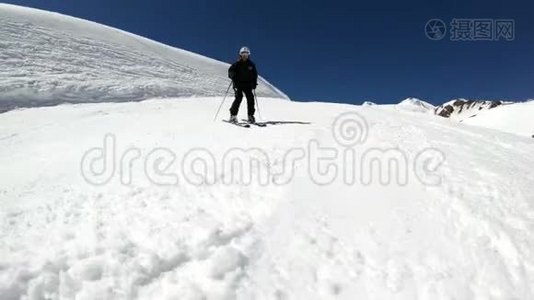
[228,46,258,123]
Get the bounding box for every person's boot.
[229,115,237,123]
[248,115,256,124]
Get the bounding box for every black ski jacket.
[228,59,258,89]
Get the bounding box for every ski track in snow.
[1,98,534,299]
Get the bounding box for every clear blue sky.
[4,0,534,104]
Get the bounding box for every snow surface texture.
[463,100,534,137]
[1,3,534,300]
[0,4,288,112]
[1,97,534,300]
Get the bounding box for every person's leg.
[244,88,255,117]
[229,87,244,116]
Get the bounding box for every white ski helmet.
[239,46,251,55]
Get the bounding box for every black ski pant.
[230,86,255,117]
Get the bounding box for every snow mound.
[435,98,504,120]
[1,98,533,299]
[462,101,534,137]
[0,4,288,112]
[362,101,376,106]
[396,97,435,113]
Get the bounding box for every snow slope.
[462,100,534,137]
[1,98,533,299]
[0,4,288,112]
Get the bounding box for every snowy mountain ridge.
[461,100,534,137]
[0,3,288,112]
[427,98,534,137]
[396,97,435,113]
[362,101,376,106]
[366,97,533,138]
[434,98,506,120]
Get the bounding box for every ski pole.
[214,81,233,121]
[253,89,262,120]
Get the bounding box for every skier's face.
[240,53,249,60]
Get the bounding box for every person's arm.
[228,62,237,80]
[252,62,258,89]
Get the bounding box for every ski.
[241,119,267,127]
[222,120,250,128]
